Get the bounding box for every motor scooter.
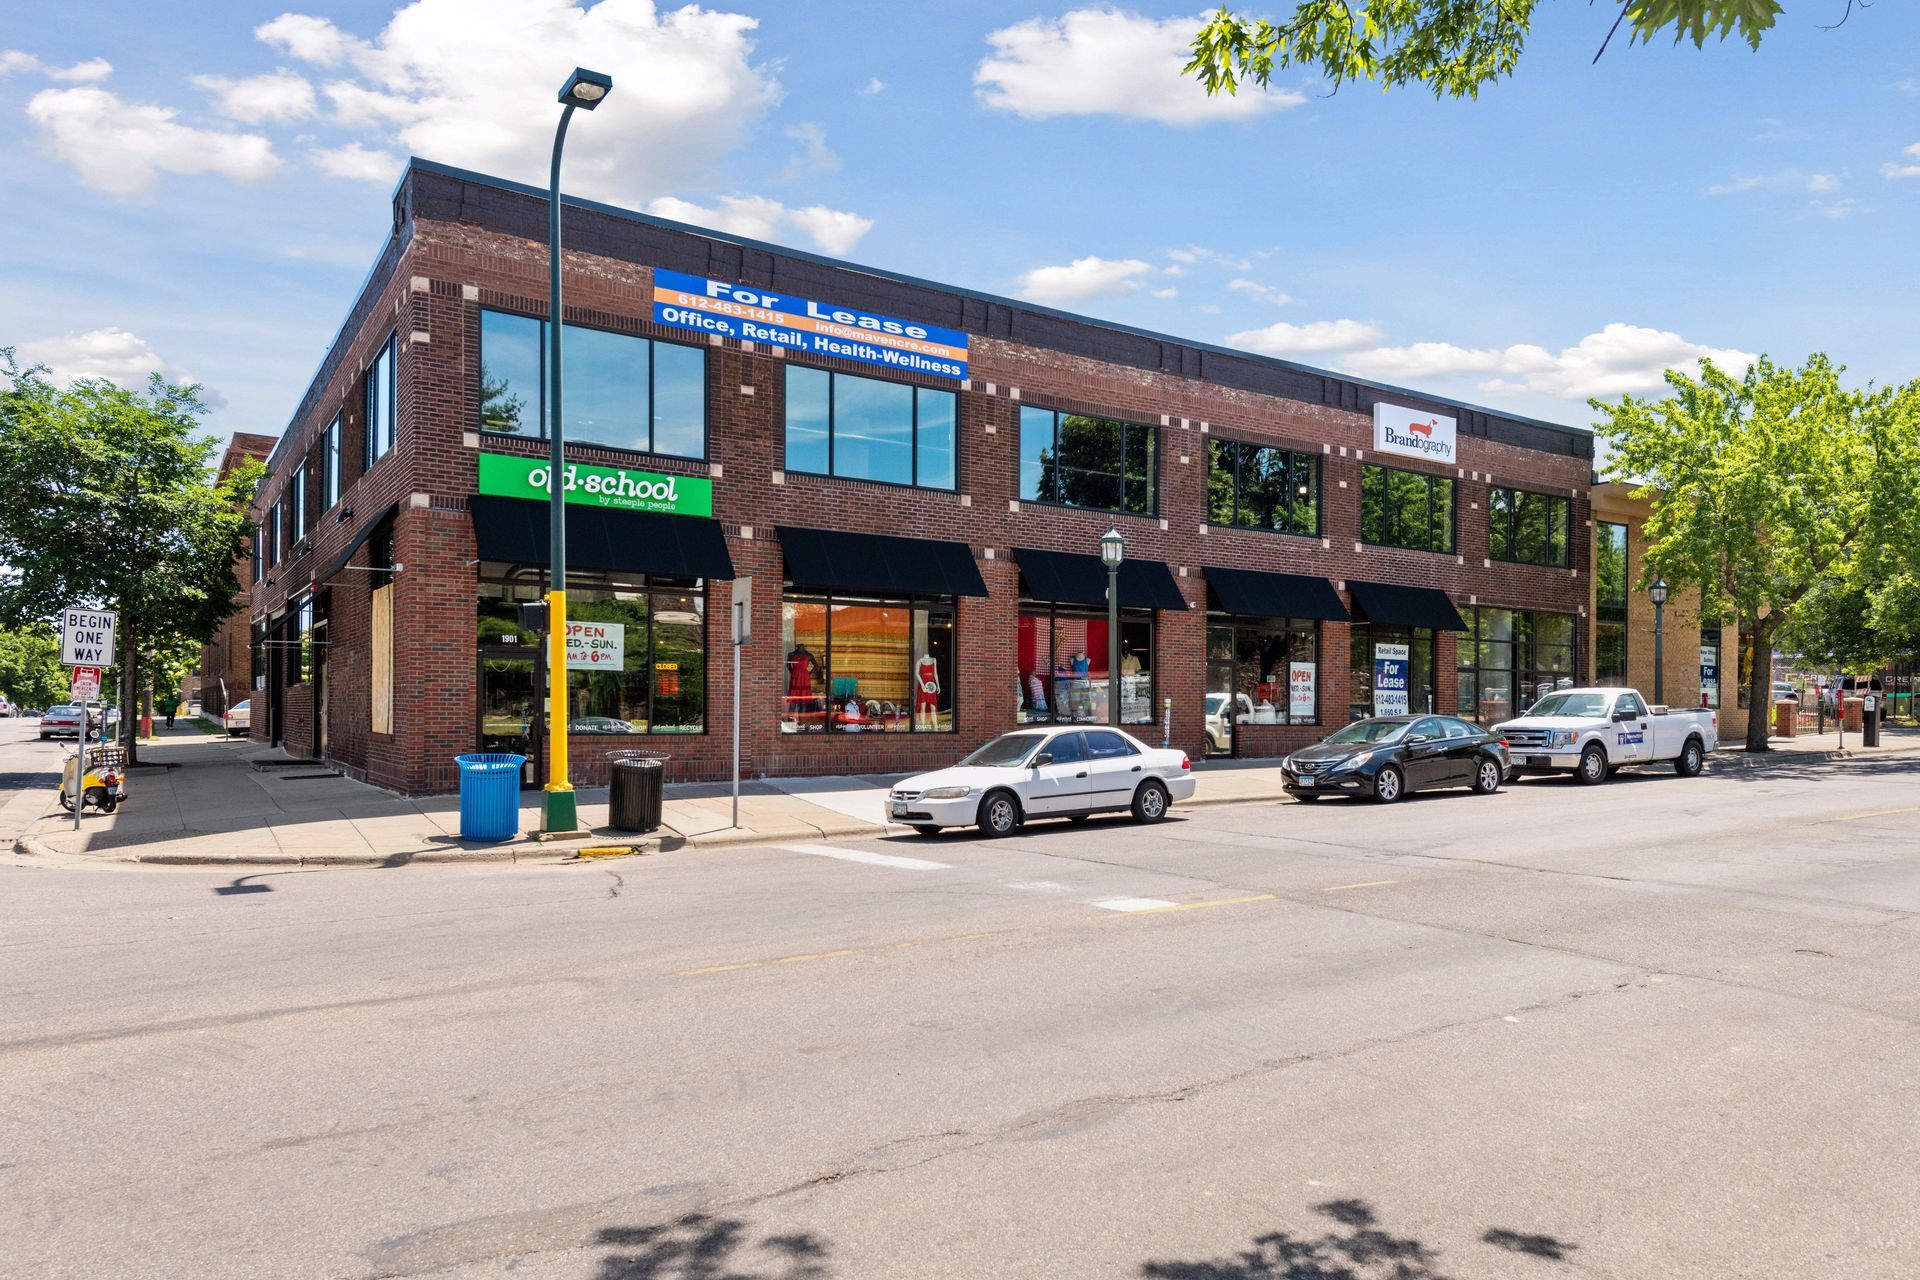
[60,744,127,814]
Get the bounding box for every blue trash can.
[455,753,526,842]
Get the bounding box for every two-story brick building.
[244,158,1598,794]
[198,431,277,720]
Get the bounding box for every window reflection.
[780,595,955,733]
[782,366,955,490]
[1019,406,1156,516]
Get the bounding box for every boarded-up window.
[371,583,394,734]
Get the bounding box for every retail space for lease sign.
[1373,643,1410,716]
[651,269,969,381]
[478,452,713,517]
[1373,403,1458,464]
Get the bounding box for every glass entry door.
[479,654,540,788]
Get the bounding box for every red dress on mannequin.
[915,657,940,712]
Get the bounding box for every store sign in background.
[478,452,712,517]
[1373,403,1458,464]
[1288,662,1316,719]
[651,269,969,380]
[565,621,624,671]
[1373,643,1410,716]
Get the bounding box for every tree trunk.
[120,611,139,766]
[1744,622,1775,753]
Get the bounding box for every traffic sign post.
[61,608,117,667]
[70,666,102,703]
[730,577,752,829]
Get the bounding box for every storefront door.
[479,654,540,788]
[1205,655,1236,757]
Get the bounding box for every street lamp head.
[1649,577,1670,607]
[1100,527,1124,569]
[558,68,613,109]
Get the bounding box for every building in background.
[197,432,277,719]
[1588,482,1704,709]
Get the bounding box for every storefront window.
[477,567,706,734]
[1349,626,1435,720]
[1490,487,1573,567]
[1456,608,1577,722]
[783,366,956,489]
[479,309,707,459]
[1017,605,1154,725]
[1699,620,1721,708]
[780,595,955,733]
[1206,439,1319,535]
[1361,465,1455,553]
[1596,521,1628,684]
[1019,406,1156,516]
[1204,617,1317,753]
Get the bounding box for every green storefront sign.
[477,452,713,517]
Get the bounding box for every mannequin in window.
[786,643,820,718]
[1070,649,1092,720]
[915,653,941,730]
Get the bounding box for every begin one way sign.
[62,608,118,667]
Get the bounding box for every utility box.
[1772,700,1798,739]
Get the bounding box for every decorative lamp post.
[1101,528,1124,727]
[542,66,613,835]
[1649,577,1669,707]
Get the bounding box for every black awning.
[471,495,735,580]
[1014,547,1187,611]
[1346,579,1469,631]
[776,526,988,598]
[318,500,400,582]
[1205,567,1350,622]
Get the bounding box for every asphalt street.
[3,717,1919,1278]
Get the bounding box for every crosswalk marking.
[777,843,950,871]
[1092,897,1178,912]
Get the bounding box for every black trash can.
[609,753,666,832]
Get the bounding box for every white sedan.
[888,726,1196,837]
[224,699,251,736]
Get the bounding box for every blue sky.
[2,1,1915,443]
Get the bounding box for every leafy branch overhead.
[1186,0,1788,99]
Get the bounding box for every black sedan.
[1281,715,1510,803]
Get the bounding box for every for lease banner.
[651,269,969,380]
[1373,643,1410,717]
[478,452,713,518]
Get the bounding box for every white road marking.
[1005,880,1072,893]
[777,843,950,871]
[1093,897,1178,913]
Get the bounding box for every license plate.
[1526,755,1550,766]
[889,801,907,816]
[1296,775,1315,788]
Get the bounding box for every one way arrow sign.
[61,607,118,667]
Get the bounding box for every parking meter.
[1864,693,1880,747]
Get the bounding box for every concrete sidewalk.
[14,720,1919,868]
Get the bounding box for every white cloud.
[312,141,401,183]
[1812,197,1857,219]
[191,70,318,122]
[1806,172,1841,193]
[0,50,113,81]
[1894,78,1919,95]
[859,77,885,95]
[24,86,280,196]
[1226,278,1295,305]
[1343,323,1757,400]
[779,121,839,180]
[1881,142,1920,179]
[647,195,873,256]
[259,0,782,207]
[1704,174,1764,196]
[1225,318,1383,355]
[1166,244,1250,271]
[976,9,1304,125]
[1015,256,1158,304]
[1150,286,1178,299]
[16,327,198,389]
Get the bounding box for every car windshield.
[48,706,75,715]
[959,733,1047,767]
[1206,694,1227,714]
[1324,720,1409,745]
[1527,692,1610,718]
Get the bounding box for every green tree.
[1593,354,1919,751]
[0,349,263,761]
[1186,0,1801,101]
[0,623,71,710]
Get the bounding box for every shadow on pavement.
[1140,1200,1576,1278]
[595,1214,832,1279]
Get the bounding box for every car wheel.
[1131,780,1170,823]
[1472,757,1502,795]
[1575,744,1609,785]
[1674,737,1704,777]
[976,790,1021,838]
[910,825,941,838]
[1372,765,1404,804]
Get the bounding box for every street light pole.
[541,67,613,835]
[1101,528,1124,728]
[1649,577,1669,707]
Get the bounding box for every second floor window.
[324,415,341,509]
[365,334,396,469]
[784,365,956,489]
[1490,487,1572,567]
[289,462,307,544]
[1362,464,1455,554]
[268,502,282,565]
[1207,438,1319,535]
[479,309,707,459]
[253,527,263,582]
[1019,406,1155,516]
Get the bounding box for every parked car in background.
[569,716,639,734]
[0,698,15,717]
[223,699,251,737]
[1497,687,1716,784]
[1282,715,1509,804]
[39,704,118,740]
[888,726,1194,837]
[1204,692,1252,754]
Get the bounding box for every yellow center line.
[1321,879,1399,892]
[1832,805,1920,823]
[1102,893,1277,917]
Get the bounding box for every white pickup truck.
[1495,687,1717,784]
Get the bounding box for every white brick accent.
[410,276,430,293]
[461,284,480,301]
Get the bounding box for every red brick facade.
[243,161,1594,794]
[199,432,276,718]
